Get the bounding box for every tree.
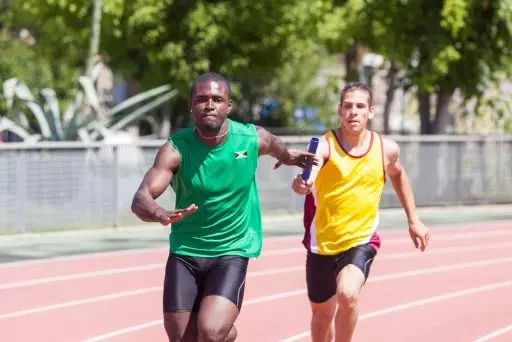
[321,0,512,134]
[0,30,53,92]
[6,0,330,130]
[258,45,340,129]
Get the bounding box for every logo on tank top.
[235,150,248,159]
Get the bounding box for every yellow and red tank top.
[303,130,386,255]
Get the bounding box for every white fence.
[1,135,511,233]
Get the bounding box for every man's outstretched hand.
[154,204,198,226]
[274,149,317,169]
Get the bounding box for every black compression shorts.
[163,253,249,313]
[306,243,377,303]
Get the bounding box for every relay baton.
[301,137,319,181]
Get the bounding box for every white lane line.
[2,222,510,269]
[247,266,303,278]
[82,289,308,342]
[3,241,512,290]
[0,248,167,269]
[279,281,512,342]
[83,321,164,342]
[383,230,512,245]
[0,265,307,320]
[6,255,508,336]
[472,324,512,342]
[0,263,164,290]
[0,287,161,320]
[368,257,512,283]
[378,242,512,260]
[0,235,304,269]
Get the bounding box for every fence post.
[112,144,120,228]
[455,142,463,204]
[15,150,27,233]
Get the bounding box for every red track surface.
[1,221,512,342]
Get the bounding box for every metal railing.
[1,134,511,233]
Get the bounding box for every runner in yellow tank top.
[291,82,430,342]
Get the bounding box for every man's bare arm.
[383,138,419,224]
[256,126,315,168]
[131,142,197,225]
[383,137,429,251]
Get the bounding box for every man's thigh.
[306,252,338,304]
[202,255,249,311]
[163,253,202,313]
[335,243,377,282]
[163,253,203,341]
[196,256,249,339]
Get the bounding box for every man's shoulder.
[379,134,399,149]
[378,134,400,161]
[167,127,194,143]
[230,119,257,137]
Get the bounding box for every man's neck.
[194,120,230,147]
[337,127,370,149]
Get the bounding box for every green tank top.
[167,119,262,258]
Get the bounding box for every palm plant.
[0,76,178,142]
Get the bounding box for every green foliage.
[259,46,340,128]
[320,0,512,133]
[6,0,331,124]
[0,30,53,91]
[330,0,512,96]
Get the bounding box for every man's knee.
[197,321,233,342]
[164,312,197,342]
[311,297,337,323]
[312,308,336,323]
[337,285,360,310]
[225,325,237,342]
[337,266,365,310]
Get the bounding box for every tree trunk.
[383,62,399,134]
[86,0,103,75]
[432,89,455,134]
[418,92,431,134]
[344,45,360,82]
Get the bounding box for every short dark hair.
[340,82,372,106]
[190,72,232,98]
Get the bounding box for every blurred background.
[0,0,511,234]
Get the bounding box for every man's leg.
[197,256,248,342]
[306,252,338,342]
[163,253,201,342]
[334,265,365,342]
[197,296,239,342]
[334,244,376,342]
[164,312,198,342]
[310,296,337,342]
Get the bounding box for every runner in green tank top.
[167,118,263,258]
[131,72,316,342]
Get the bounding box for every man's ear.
[368,105,376,120]
[227,99,233,114]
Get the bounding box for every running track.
[1,221,512,342]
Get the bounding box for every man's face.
[190,81,232,131]
[337,89,374,134]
